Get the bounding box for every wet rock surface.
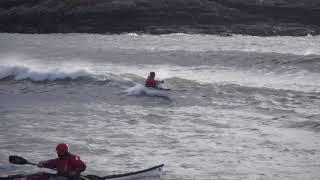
[0,0,319,35]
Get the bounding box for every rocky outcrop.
[0,0,319,35]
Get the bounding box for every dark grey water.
[0,33,320,180]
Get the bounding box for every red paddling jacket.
[145,76,160,88]
[40,153,86,176]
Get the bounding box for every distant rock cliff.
[0,0,319,35]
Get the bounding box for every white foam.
[124,84,169,97]
[0,65,93,81]
[124,84,145,95]
[124,32,139,36]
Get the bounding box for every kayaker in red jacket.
[23,144,86,180]
[36,143,86,178]
[145,72,163,88]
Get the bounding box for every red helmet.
[56,143,68,153]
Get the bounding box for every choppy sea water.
[0,33,320,180]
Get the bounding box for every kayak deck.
[87,164,164,180]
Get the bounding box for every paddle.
[9,155,37,166]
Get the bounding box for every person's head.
[56,143,69,158]
[149,72,155,78]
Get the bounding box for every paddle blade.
[9,156,29,165]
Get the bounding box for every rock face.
[0,0,319,35]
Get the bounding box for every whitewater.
[0,33,319,180]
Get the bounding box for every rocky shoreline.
[0,0,319,36]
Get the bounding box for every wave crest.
[0,65,93,81]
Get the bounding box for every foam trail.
[125,84,170,98]
[0,65,93,81]
[125,84,147,95]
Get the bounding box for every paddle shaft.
[26,162,37,166]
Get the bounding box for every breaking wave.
[0,65,93,81]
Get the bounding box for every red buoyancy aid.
[40,154,86,176]
[145,76,159,87]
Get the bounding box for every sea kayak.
[147,86,171,91]
[0,164,164,180]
